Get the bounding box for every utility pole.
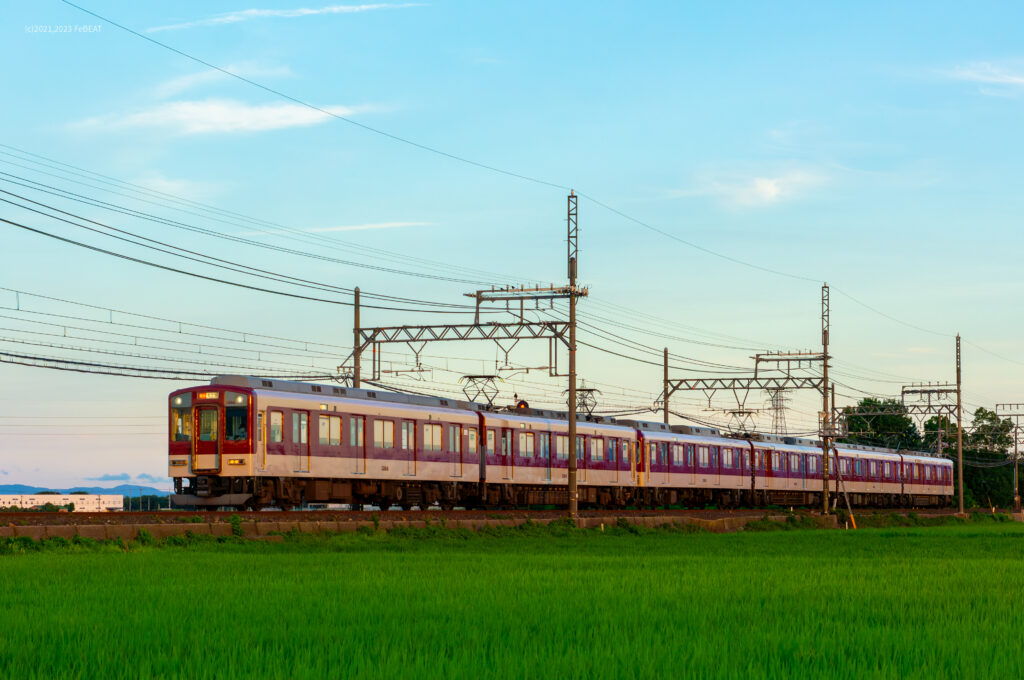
[352,287,361,388]
[567,191,579,519]
[663,348,669,425]
[956,333,963,514]
[821,283,831,514]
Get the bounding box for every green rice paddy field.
[1,518,1023,679]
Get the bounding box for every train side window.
[330,416,341,446]
[423,424,442,452]
[269,411,283,443]
[520,432,535,458]
[373,420,395,449]
[555,435,569,460]
[698,446,709,467]
[539,433,550,459]
[607,438,617,464]
[687,445,695,467]
[467,427,477,455]
[349,417,364,447]
[257,412,263,443]
[486,429,496,455]
[591,438,604,462]
[772,452,782,471]
[672,444,682,466]
[789,454,800,472]
[807,456,818,474]
[576,436,585,462]
[710,447,719,468]
[319,415,330,445]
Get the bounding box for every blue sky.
[2,1,1023,487]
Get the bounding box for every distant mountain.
[0,484,170,496]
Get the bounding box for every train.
[169,375,954,510]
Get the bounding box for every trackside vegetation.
[0,518,1022,679]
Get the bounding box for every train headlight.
[228,459,245,465]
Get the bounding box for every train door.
[292,411,310,473]
[712,446,721,486]
[501,429,513,480]
[449,424,463,478]
[350,415,366,474]
[401,420,416,476]
[257,410,267,471]
[577,435,588,483]
[192,405,220,472]
[687,444,696,487]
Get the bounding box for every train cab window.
[171,408,192,442]
[424,424,442,452]
[292,413,308,445]
[520,432,535,458]
[198,409,218,442]
[591,438,604,462]
[448,425,462,454]
[555,435,569,460]
[401,421,415,450]
[270,412,283,443]
[539,433,550,459]
[225,407,247,442]
[374,420,395,449]
[698,446,710,467]
[349,417,364,447]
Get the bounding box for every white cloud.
[306,221,432,233]
[147,3,424,32]
[131,171,219,201]
[946,61,1024,87]
[237,221,431,236]
[71,99,369,135]
[672,168,826,207]
[153,65,293,99]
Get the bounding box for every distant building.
[0,494,123,512]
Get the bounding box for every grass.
[1,520,1022,679]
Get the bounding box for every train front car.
[169,383,255,507]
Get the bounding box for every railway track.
[0,507,965,526]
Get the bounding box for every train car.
[169,376,953,509]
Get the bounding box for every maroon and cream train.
[169,376,954,509]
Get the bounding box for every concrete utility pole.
[821,283,831,514]
[567,191,579,519]
[956,334,963,514]
[352,287,361,388]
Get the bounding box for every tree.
[841,398,922,450]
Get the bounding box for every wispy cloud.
[946,61,1024,86]
[671,167,826,208]
[132,171,219,201]
[306,221,432,233]
[147,3,424,32]
[136,473,163,483]
[236,221,431,236]
[87,473,131,482]
[153,65,293,99]
[71,99,370,135]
